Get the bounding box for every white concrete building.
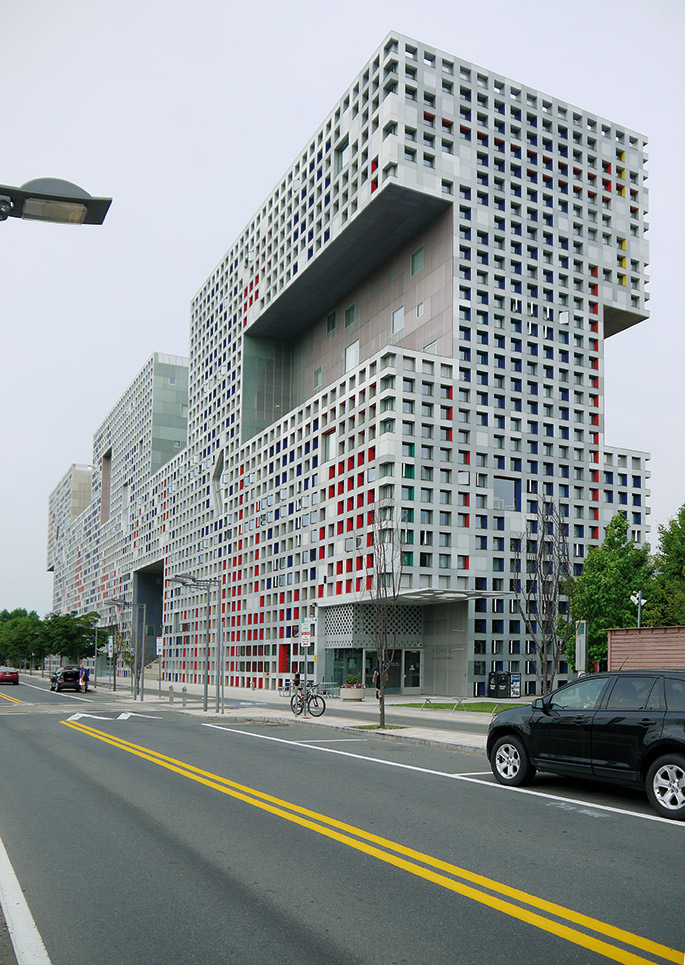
[49,32,650,696]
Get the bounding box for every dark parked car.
[487,670,685,820]
[0,667,19,685]
[50,666,83,693]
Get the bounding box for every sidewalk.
[93,676,492,755]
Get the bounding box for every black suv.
[50,667,83,693]
[487,670,685,820]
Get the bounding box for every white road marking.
[117,712,162,720]
[296,738,369,743]
[452,775,685,826]
[204,724,488,779]
[65,712,162,722]
[20,682,92,701]
[205,724,685,827]
[450,771,493,777]
[66,713,112,722]
[0,834,51,964]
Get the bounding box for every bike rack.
[421,698,468,712]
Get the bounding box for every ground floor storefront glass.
[325,648,422,694]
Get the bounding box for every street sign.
[156,636,163,656]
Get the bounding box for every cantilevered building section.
[49,32,650,696]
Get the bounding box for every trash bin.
[487,671,521,699]
[487,671,511,700]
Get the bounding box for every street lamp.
[630,590,645,629]
[167,573,222,713]
[93,624,98,690]
[107,597,147,700]
[0,178,111,225]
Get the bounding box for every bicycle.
[290,687,326,717]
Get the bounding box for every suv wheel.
[646,754,685,821]
[491,735,536,787]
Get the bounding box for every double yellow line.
[0,690,23,704]
[62,720,681,965]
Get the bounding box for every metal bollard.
[182,686,187,707]
[168,685,174,704]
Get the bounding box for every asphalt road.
[1,680,683,965]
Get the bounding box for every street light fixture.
[0,178,111,225]
[107,597,147,700]
[630,590,646,629]
[168,573,222,713]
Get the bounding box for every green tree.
[569,514,651,669]
[44,611,101,664]
[643,504,685,627]
[0,609,45,667]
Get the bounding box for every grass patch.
[397,701,524,713]
[353,724,407,730]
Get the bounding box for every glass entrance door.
[364,650,401,693]
[403,650,421,692]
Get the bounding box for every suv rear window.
[605,676,659,711]
[665,677,685,712]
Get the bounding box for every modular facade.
[48,32,651,696]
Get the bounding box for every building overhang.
[603,304,648,339]
[246,183,452,342]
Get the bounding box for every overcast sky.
[2,0,682,618]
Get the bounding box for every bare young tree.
[363,499,407,729]
[108,625,134,692]
[513,501,575,695]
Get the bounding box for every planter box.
[341,688,364,701]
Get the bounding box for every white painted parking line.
[435,774,685,828]
[205,724,455,777]
[206,724,685,827]
[0,834,51,964]
[450,771,493,777]
[20,682,94,702]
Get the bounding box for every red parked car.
[0,667,19,685]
